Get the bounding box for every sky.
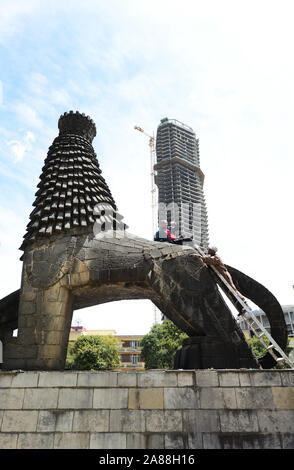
[0,0,293,335]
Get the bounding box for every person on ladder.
[190,246,248,313]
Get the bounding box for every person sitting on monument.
[154,220,193,245]
[168,220,177,234]
[190,246,248,313]
[154,220,178,243]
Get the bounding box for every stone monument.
[0,111,287,371]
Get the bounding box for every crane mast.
[134,125,158,325]
[134,126,157,238]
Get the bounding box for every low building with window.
[116,335,144,370]
[68,328,144,370]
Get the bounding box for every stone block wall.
[0,369,293,449]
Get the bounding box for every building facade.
[68,328,144,370]
[239,305,294,337]
[154,118,209,250]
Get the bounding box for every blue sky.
[0,0,293,334]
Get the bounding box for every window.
[131,355,139,365]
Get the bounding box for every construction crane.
[134,126,157,238]
[134,125,158,325]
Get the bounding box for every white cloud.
[6,131,35,163]
[12,103,43,129]
[0,0,39,43]
[0,81,3,106]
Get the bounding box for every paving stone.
[126,433,164,449]
[128,388,163,410]
[199,387,237,409]
[54,432,90,449]
[93,388,128,409]
[187,433,203,449]
[58,388,93,409]
[164,433,187,449]
[23,388,59,409]
[238,371,252,386]
[163,410,183,432]
[0,373,13,387]
[17,432,54,449]
[144,409,182,433]
[219,410,259,433]
[280,371,294,386]
[144,410,164,432]
[117,372,137,387]
[73,409,109,432]
[218,371,240,387]
[0,433,18,449]
[78,371,118,387]
[11,371,39,388]
[257,410,294,433]
[235,387,274,409]
[195,370,219,387]
[282,433,294,449]
[177,371,194,387]
[218,433,243,449]
[202,433,221,449]
[37,410,74,432]
[183,409,220,432]
[2,410,38,432]
[164,388,199,409]
[241,433,282,449]
[137,371,177,388]
[250,371,282,386]
[0,388,24,409]
[38,371,77,387]
[272,387,294,409]
[90,432,127,449]
[110,410,145,432]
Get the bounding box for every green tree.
[141,320,188,369]
[66,335,121,370]
[248,335,292,369]
[248,335,269,359]
[66,342,76,369]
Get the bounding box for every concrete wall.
[0,369,293,449]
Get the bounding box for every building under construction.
[154,117,209,250]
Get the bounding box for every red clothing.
[166,228,177,241]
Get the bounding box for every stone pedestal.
[3,278,74,371]
[0,369,293,449]
[174,336,259,370]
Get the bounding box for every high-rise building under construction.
[154,117,209,250]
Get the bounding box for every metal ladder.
[193,244,294,368]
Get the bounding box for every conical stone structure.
[21,111,123,250]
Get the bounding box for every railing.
[118,347,142,352]
[120,362,145,369]
[158,118,194,133]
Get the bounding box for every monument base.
[0,369,293,449]
[174,336,260,370]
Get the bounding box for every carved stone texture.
[174,335,258,369]
[20,111,125,251]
